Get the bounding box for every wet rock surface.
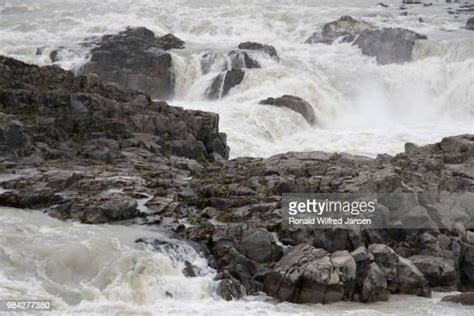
[259,95,317,125]
[306,16,376,44]
[467,17,474,30]
[81,27,184,99]
[1,55,473,304]
[204,41,279,99]
[306,16,427,64]
[206,69,245,99]
[238,42,279,61]
[354,27,427,65]
[441,292,474,305]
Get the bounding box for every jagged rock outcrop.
[226,50,261,70]
[0,55,229,164]
[354,28,427,65]
[238,42,279,61]
[259,95,317,125]
[206,69,245,99]
[263,244,356,304]
[306,16,376,44]
[263,243,429,304]
[204,42,278,99]
[408,255,457,288]
[306,16,427,64]
[81,27,184,99]
[1,56,473,305]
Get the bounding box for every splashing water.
[1,207,474,315]
[1,2,474,313]
[1,0,473,158]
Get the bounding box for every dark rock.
[306,16,426,64]
[368,244,399,291]
[397,256,431,297]
[306,16,376,44]
[206,69,245,99]
[354,27,427,64]
[227,50,260,69]
[238,42,279,61]
[82,27,185,99]
[359,263,389,302]
[461,242,474,290]
[157,33,185,50]
[214,270,246,301]
[182,260,197,277]
[409,255,457,287]
[441,292,474,305]
[263,244,356,304]
[467,17,474,30]
[259,95,317,125]
[237,228,283,263]
[405,142,419,154]
[0,55,229,161]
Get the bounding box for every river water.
[0,207,473,315]
[1,0,474,315]
[1,0,473,158]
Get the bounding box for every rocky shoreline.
[1,54,473,305]
[1,13,474,305]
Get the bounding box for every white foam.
[1,0,473,158]
[1,207,473,315]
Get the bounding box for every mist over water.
[1,0,473,158]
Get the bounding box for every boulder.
[237,228,283,263]
[359,263,389,302]
[306,16,426,64]
[368,244,399,291]
[354,27,427,64]
[259,95,317,125]
[214,270,246,301]
[82,27,185,99]
[238,42,279,61]
[206,69,245,99]
[263,244,356,304]
[396,256,431,297]
[306,16,376,44]
[441,292,474,306]
[226,50,260,69]
[467,17,474,31]
[409,255,457,287]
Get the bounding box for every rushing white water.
[1,0,473,158]
[0,207,473,316]
[1,1,474,314]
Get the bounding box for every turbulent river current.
[0,207,473,315]
[1,0,474,315]
[1,0,474,158]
